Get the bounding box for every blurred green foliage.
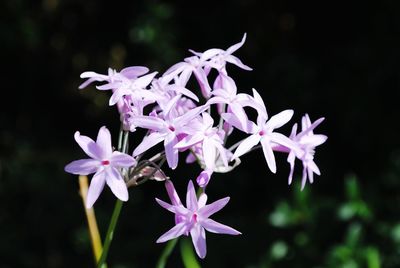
[1,0,400,267]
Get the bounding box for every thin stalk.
[79,175,103,263]
[97,127,129,268]
[97,199,124,268]
[156,238,179,268]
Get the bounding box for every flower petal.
[190,224,207,259]
[64,159,99,175]
[86,170,106,208]
[120,66,149,78]
[74,131,101,160]
[164,134,179,170]
[266,110,294,130]
[96,126,112,158]
[201,218,241,235]
[110,151,136,167]
[131,115,165,131]
[198,197,230,218]
[133,132,165,156]
[232,134,260,159]
[203,137,216,170]
[186,180,198,211]
[165,180,183,206]
[156,222,188,243]
[155,198,188,215]
[261,138,277,173]
[226,33,247,54]
[105,167,128,201]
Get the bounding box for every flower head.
[287,114,327,189]
[156,180,241,258]
[64,126,136,208]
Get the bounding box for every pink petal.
[287,152,296,185]
[155,198,188,214]
[164,134,179,170]
[201,218,241,235]
[198,197,230,218]
[203,137,216,169]
[229,102,248,130]
[110,151,136,167]
[198,193,208,208]
[308,160,321,176]
[133,132,165,156]
[261,138,277,173]
[200,48,222,61]
[266,110,294,130]
[232,134,260,159]
[226,33,247,54]
[270,132,296,151]
[174,133,204,149]
[167,85,199,102]
[131,116,165,131]
[165,180,183,206]
[86,170,106,208]
[190,224,207,259]
[134,72,158,88]
[64,159,99,175]
[74,131,101,159]
[120,66,149,78]
[96,126,112,158]
[186,180,198,211]
[156,222,188,243]
[109,87,128,106]
[105,167,128,201]
[225,55,252,71]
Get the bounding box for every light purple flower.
[190,33,252,72]
[175,112,228,170]
[132,105,207,169]
[225,110,295,173]
[287,114,327,189]
[79,66,149,90]
[65,126,136,208]
[156,180,241,259]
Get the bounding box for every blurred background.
[1,0,400,267]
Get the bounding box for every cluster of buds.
[65,34,327,258]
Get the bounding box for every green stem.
[156,238,179,268]
[97,199,124,268]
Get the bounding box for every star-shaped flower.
[156,180,241,259]
[65,126,136,208]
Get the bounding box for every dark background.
[1,0,400,267]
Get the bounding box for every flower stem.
[156,238,179,268]
[97,199,124,268]
[79,175,103,263]
[97,126,129,268]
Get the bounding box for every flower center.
[101,160,110,166]
[191,213,198,223]
[259,130,265,136]
[168,125,175,132]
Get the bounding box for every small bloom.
[156,180,241,259]
[287,114,327,189]
[64,126,136,208]
[225,110,295,173]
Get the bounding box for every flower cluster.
[65,34,327,259]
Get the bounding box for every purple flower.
[132,104,207,169]
[287,114,327,189]
[65,126,136,208]
[156,180,241,259]
[79,66,149,90]
[224,110,295,173]
[190,33,252,72]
